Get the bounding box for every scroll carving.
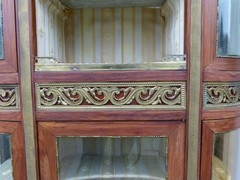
[0,86,19,110]
[36,82,186,110]
[203,82,240,108]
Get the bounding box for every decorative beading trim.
[0,85,19,110]
[203,82,240,108]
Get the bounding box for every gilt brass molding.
[36,82,186,110]
[0,85,19,110]
[203,82,240,108]
[35,55,187,71]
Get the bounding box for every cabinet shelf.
[35,0,185,71]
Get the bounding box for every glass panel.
[57,137,167,180]
[0,0,4,59]
[35,0,185,70]
[217,0,240,57]
[0,134,13,180]
[212,129,240,180]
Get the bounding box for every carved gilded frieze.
[36,82,186,110]
[203,82,240,108]
[0,85,19,110]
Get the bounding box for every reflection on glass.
[57,137,167,180]
[217,0,240,57]
[0,0,4,59]
[0,134,13,180]
[212,129,240,180]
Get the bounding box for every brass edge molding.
[0,85,19,110]
[203,82,240,109]
[36,82,186,110]
[35,55,187,71]
[18,0,37,179]
[188,0,201,179]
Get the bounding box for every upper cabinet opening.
[35,0,185,71]
[217,0,240,58]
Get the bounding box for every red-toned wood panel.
[0,73,19,84]
[200,118,240,180]
[0,0,18,72]
[200,123,214,180]
[34,71,187,83]
[202,108,240,120]
[36,110,186,121]
[0,122,26,180]
[202,0,240,81]
[0,112,21,121]
[38,121,185,180]
[203,71,240,82]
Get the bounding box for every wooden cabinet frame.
[0,0,18,73]
[0,122,26,180]
[200,117,240,180]
[38,121,185,180]
[202,0,240,81]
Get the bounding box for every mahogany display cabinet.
[0,0,239,179]
[33,0,188,179]
[0,0,26,179]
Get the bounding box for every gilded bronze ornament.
[0,85,19,110]
[203,82,240,108]
[36,82,186,110]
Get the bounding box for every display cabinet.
[201,118,240,180]
[202,0,240,81]
[38,121,185,180]
[0,0,18,73]
[201,1,240,179]
[0,122,26,180]
[32,1,188,180]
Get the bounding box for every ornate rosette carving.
[203,82,240,108]
[0,85,19,110]
[36,82,186,110]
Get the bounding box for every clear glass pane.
[35,0,185,70]
[0,0,4,60]
[57,137,167,180]
[217,0,240,57]
[0,134,13,180]
[212,129,240,180]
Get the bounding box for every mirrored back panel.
[212,129,240,180]
[35,0,185,71]
[217,0,240,58]
[0,134,13,180]
[57,136,167,180]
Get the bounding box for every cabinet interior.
[57,136,167,180]
[35,0,185,70]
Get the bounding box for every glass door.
[0,0,18,72]
[38,121,185,180]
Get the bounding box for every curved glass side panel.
[0,0,4,60]
[212,129,240,180]
[217,0,240,58]
[0,134,13,180]
[57,137,168,180]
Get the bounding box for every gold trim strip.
[18,0,37,179]
[187,0,202,179]
[36,82,186,110]
[35,55,187,71]
[0,85,19,110]
[203,82,240,109]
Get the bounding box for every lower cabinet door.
[38,121,185,180]
[0,122,26,180]
[201,118,240,180]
